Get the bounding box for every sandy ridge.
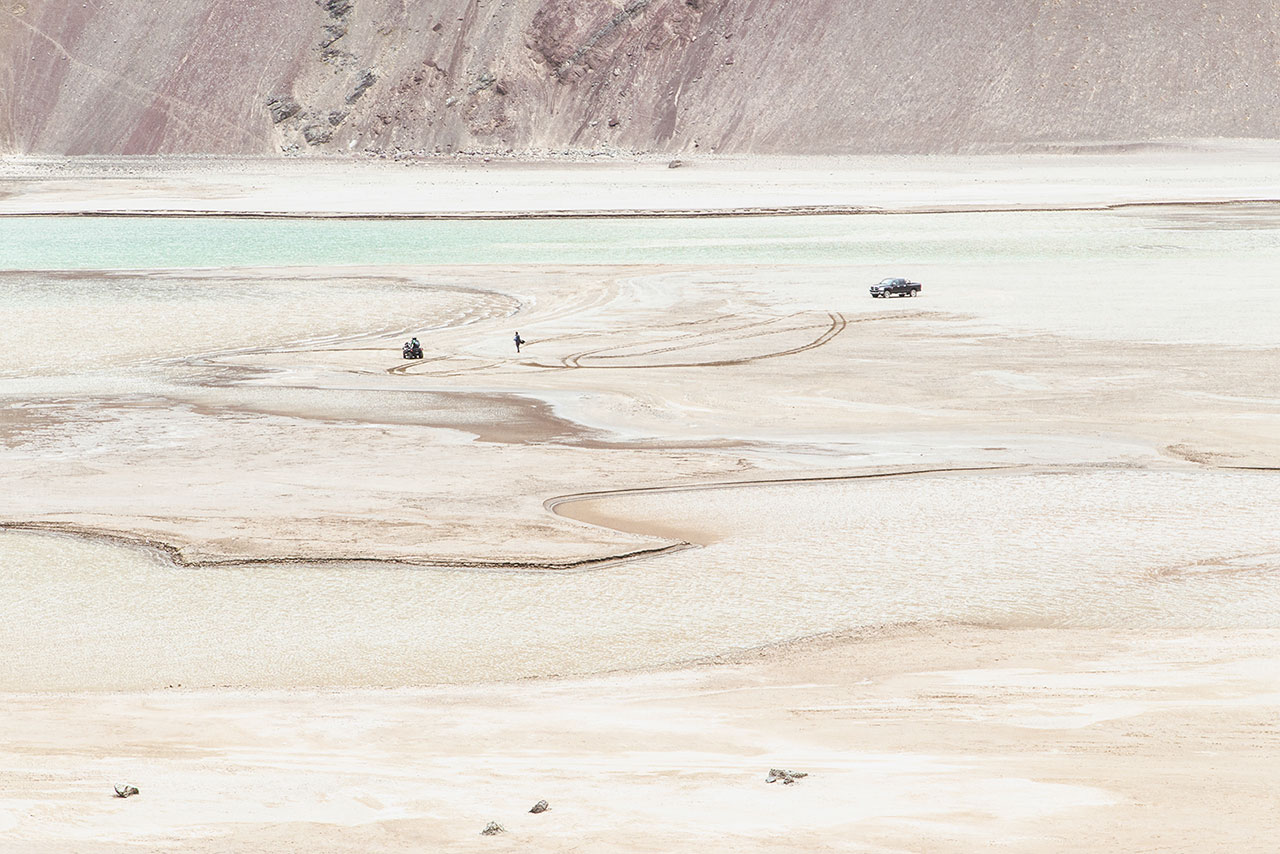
[0,462,1131,573]
[0,519,691,573]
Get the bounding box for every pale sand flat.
[2,156,1279,850]
[3,627,1278,852]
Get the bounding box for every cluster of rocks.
[317,0,353,64]
[114,771,803,836]
[347,69,378,104]
[344,145,642,162]
[320,24,346,49]
[266,0,380,149]
[268,77,373,146]
[318,0,351,19]
[272,0,661,158]
[550,0,652,78]
[480,800,550,835]
[302,123,334,145]
[266,96,300,124]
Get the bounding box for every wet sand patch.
[197,387,598,445]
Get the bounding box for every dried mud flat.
[2,153,1280,852]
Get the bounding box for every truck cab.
[870,277,923,298]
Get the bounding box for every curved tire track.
[564,311,848,370]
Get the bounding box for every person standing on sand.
[514,331,525,353]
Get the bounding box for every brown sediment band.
[544,463,1029,514]
[1,199,1278,221]
[7,462,1262,574]
[1,465,1021,574]
[0,520,692,572]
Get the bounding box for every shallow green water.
[2,208,1277,270]
[3,207,1278,358]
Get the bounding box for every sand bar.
[4,146,1280,216]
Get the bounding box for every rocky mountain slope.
[3,0,1278,156]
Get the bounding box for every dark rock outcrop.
[318,0,352,20]
[266,96,301,124]
[319,24,347,48]
[303,123,333,144]
[346,69,378,104]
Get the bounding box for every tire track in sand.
[563,311,848,369]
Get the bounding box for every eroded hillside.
[2,0,1278,155]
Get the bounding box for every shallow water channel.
[3,207,1280,270]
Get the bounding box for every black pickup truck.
[869,277,923,298]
